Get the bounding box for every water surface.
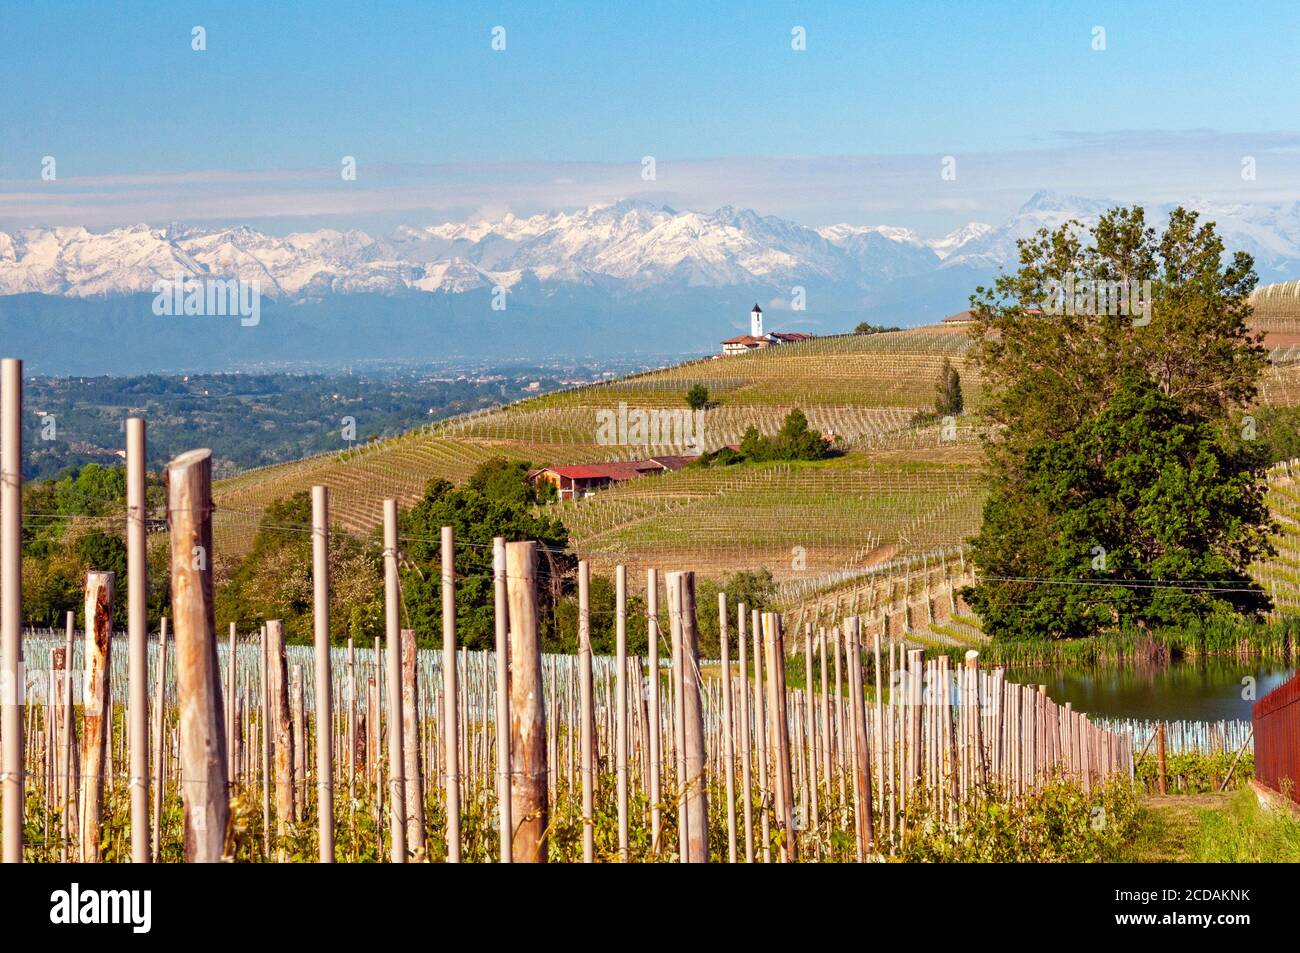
[1003,658,1295,721]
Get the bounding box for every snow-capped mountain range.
[5,189,1294,301]
[3,189,1299,302]
[0,200,965,300]
[15,185,1294,301]
[8,190,1300,374]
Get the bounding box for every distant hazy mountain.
[938,190,1300,279]
[3,191,1298,373]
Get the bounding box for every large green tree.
[399,460,573,649]
[967,374,1274,637]
[965,207,1272,638]
[972,206,1262,462]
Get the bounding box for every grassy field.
[1132,789,1300,862]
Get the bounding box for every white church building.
[720,304,815,356]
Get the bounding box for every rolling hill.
[210,325,984,600]
[208,289,1300,643]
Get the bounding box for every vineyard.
[209,326,986,616]
[0,356,1141,864]
[1254,459,1300,614]
[3,296,1298,865]
[152,310,1300,633]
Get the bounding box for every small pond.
[1002,658,1295,722]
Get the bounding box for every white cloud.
[2,130,1298,237]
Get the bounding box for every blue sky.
[2,0,1298,233]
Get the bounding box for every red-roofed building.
[721,304,815,355]
[530,454,699,500]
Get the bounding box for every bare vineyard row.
[0,358,1127,862]
[5,577,1129,864]
[1252,459,1300,615]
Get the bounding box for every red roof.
[536,455,700,483]
[543,464,635,481]
[723,332,814,345]
[647,455,696,471]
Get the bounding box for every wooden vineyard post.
[311,484,334,862]
[267,620,295,845]
[763,612,796,862]
[492,538,511,863]
[676,572,708,863]
[401,629,425,859]
[441,525,461,862]
[908,648,924,818]
[837,629,850,834]
[226,623,237,782]
[346,637,356,800]
[1156,722,1168,796]
[506,541,548,862]
[367,677,379,821]
[820,629,833,821]
[167,449,229,863]
[52,644,70,861]
[753,608,771,863]
[126,417,150,863]
[719,593,737,863]
[1,358,22,863]
[667,572,688,860]
[646,568,662,852]
[80,571,115,862]
[292,665,305,815]
[872,630,885,833]
[61,612,76,862]
[615,564,629,861]
[737,605,754,863]
[383,500,406,863]
[845,623,863,858]
[259,626,271,857]
[846,617,875,857]
[635,657,650,827]
[803,624,820,856]
[151,618,168,861]
[578,560,594,863]
[966,651,986,791]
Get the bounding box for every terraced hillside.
[207,304,1300,616]
[211,326,984,583]
[560,457,985,580]
[526,324,981,409]
[1254,459,1300,615]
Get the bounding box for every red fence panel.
[1253,673,1300,805]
